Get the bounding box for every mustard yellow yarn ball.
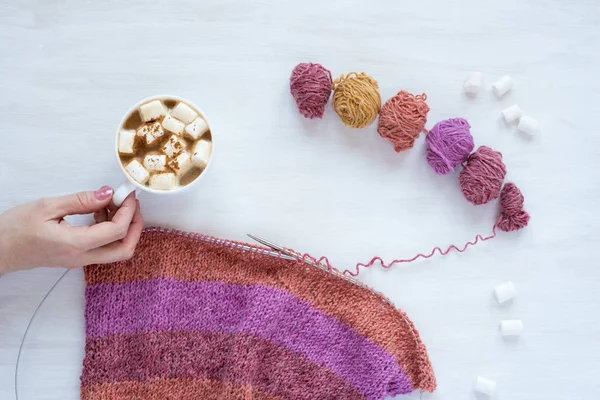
[332,72,381,129]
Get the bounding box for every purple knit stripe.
[85,279,413,399]
[81,330,364,400]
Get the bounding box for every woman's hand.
[0,186,143,274]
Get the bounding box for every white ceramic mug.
[113,95,214,206]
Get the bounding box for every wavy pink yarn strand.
[293,228,497,277]
[295,182,529,276]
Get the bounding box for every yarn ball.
[290,63,333,119]
[377,91,430,152]
[332,72,381,128]
[497,182,530,232]
[426,118,474,175]
[459,146,506,205]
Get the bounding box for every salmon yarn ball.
[332,72,381,128]
[377,91,430,152]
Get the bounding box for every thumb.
[45,186,115,218]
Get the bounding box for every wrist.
[0,245,9,275]
[0,240,11,275]
[0,226,17,275]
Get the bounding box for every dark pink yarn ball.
[459,146,506,205]
[290,63,333,119]
[426,118,474,175]
[497,182,530,232]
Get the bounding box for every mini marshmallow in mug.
[113,95,215,206]
[143,153,167,172]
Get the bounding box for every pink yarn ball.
[426,118,474,175]
[497,182,530,232]
[290,63,333,119]
[459,146,506,205]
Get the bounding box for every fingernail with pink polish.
[94,186,113,200]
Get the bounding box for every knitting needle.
[246,234,298,261]
[247,234,285,252]
[247,233,315,265]
[240,244,297,261]
[247,234,328,271]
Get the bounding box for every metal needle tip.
[247,234,285,252]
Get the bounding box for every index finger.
[70,193,137,249]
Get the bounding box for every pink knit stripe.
[81,377,280,400]
[81,330,363,400]
[85,278,412,399]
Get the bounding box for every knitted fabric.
[81,228,436,399]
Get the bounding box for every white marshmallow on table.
[171,102,198,124]
[125,159,150,184]
[475,376,496,396]
[494,281,517,304]
[162,134,187,158]
[192,139,212,168]
[143,153,167,172]
[139,100,167,122]
[492,75,514,98]
[149,172,179,190]
[168,151,193,176]
[518,115,540,136]
[137,121,165,145]
[118,130,136,154]
[185,117,209,140]
[500,320,524,336]
[501,104,523,123]
[162,115,185,135]
[463,72,483,96]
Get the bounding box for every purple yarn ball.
[426,118,474,175]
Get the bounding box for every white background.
[1,0,599,399]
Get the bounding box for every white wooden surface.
[1,0,599,399]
